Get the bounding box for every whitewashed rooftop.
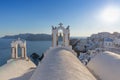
[87,51,120,80]
[30,47,96,80]
[0,59,36,80]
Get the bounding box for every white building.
[113,38,120,47]
[104,38,114,48]
[0,38,36,80]
[91,32,112,39]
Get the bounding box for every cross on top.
[59,23,63,27]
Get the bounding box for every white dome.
[30,47,96,80]
[0,59,36,80]
[87,51,120,80]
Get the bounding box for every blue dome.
[104,38,113,42]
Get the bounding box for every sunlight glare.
[100,5,120,24]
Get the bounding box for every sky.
[0,0,120,37]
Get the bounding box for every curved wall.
[30,47,96,80]
[87,51,120,80]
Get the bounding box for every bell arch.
[57,29,63,46]
[11,38,27,59]
[52,23,70,47]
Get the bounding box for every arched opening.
[17,44,22,57]
[57,29,64,46]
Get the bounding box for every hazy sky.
[0,0,120,37]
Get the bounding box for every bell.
[59,33,62,37]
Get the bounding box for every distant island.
[1,33,65,41]
[1,33,52,41]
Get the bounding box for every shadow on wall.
[10,68,35,80]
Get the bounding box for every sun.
[100,5,120,24]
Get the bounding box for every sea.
[0,39,51,66]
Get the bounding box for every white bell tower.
[11,38,27,59]
[52,23,70,48]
